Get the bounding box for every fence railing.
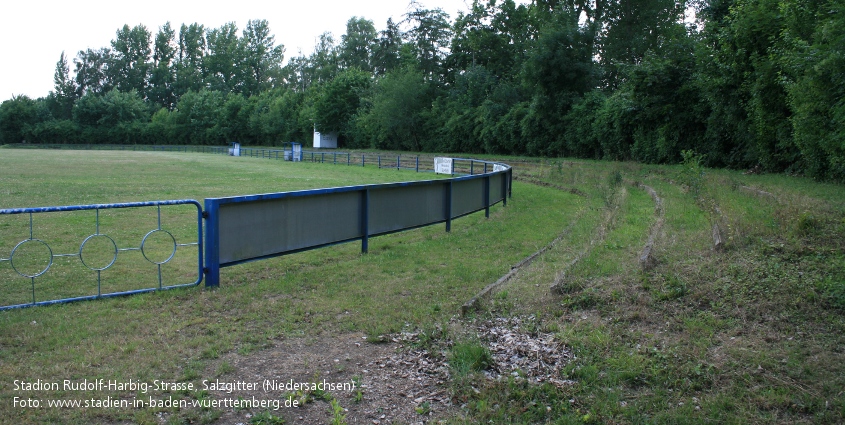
[1,144,512,309]
[0,200,203,310]
[5,144,507,177]
[203,163,510,286]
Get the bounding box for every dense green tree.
[247,88,305,144]
[372,18,404,76]
[73,89,148,127]
[8,4,843,180]
[149,23,177,109]
[30,119,79,144]
[599,0,685,88]
[698,0,801,171]
[355,66,431,150]
[175,23,207,97]
[74,48,112,96]
[402,5,453,80]
[242,19,285,97]
[312,68,371,142]
[51,51,77,119]
[449,0,532,82]
[623,26,709,163]
[339,17,377,72]
[110,25,152,95]
[281,53,312,92]
[427,65,497,153]
[521,8,597,155]
[0,95,39,143]
[170,89,227,144]
[785,0,845,180]
[311,32,341,85]
[205,22,243,93]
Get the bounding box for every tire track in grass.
[461,203,590,314]
[636,182,665,271]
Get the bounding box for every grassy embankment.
[0,149,565,424]
[1,148,843,424]
[447,158,845,424]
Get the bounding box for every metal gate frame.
[0,200,203,310]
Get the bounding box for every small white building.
[313,129,338,149]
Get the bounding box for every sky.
[0,0,482,101]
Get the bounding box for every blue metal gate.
[0,200,203,310]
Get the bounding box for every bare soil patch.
[208,333,458,425]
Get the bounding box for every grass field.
[1,148,844,424]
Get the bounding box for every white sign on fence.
[434,157,454,175]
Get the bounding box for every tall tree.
[110,24,152,95]
[242,19,285,97]
[0,95,39,143]
[313,68,371,139]
[205,22,243,93]
[175,23,206,97]
[281,52,312,92]
[402,5,453,80]
[449,0,533,81]
[372,18,404,76]
[74,47,113,96]
[149,22,177,109]
[521,8,597,155]
[599,0,686,88]
[309,32,340,85]
[52,51,77,119]
[355,66,430,150]
[339,17,377,72]
[784,0,844,180]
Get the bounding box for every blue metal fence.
[1,145,511,310]
[0,200,203,310]
[203,163,510,286]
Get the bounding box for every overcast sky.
[0,0,483,101]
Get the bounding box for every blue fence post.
[502,169,508,207]
[509,168,513,198]
[361,189,369,253]
[397,155,400,170]
[415,156,419,172]
[204,199,220,288]
[484,175,491,218]
[347,153,350,166]
[445,181,452,232]
[378,155,381,168]
[471,160,474,175]
[362,154,365,167]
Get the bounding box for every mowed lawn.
[0,148,573,424]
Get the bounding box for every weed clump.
[449,341,493,377]
[678,150,706,198]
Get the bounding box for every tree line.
[1,0,843,181]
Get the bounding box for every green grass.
[0,148,570,424]
[2,149,845,424]
[453,159,845,424]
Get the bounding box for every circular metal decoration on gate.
[140,229,177,265]
[79,234,118,271]
[10,239,53,278]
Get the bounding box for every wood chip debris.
[378,316,573,394]
[475,317,574,388]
